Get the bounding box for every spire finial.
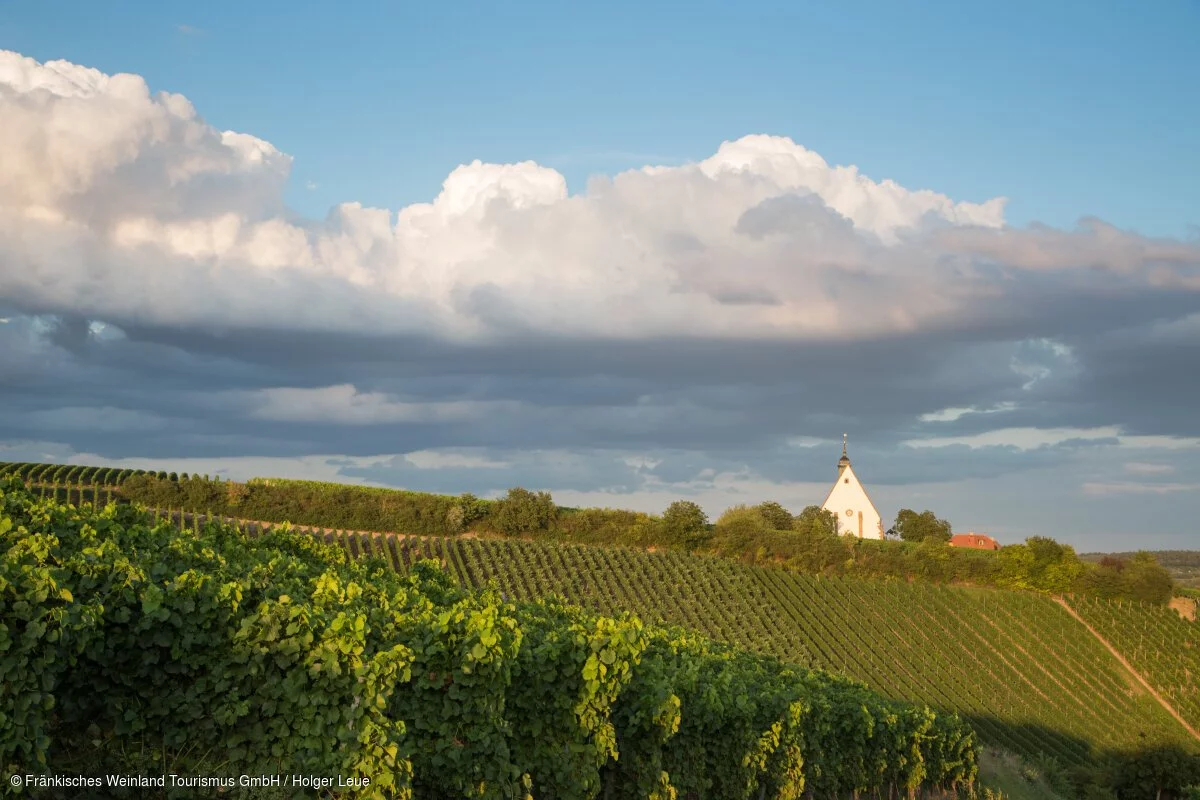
[842,433,848,456]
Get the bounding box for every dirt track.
[1055,596,1200,743]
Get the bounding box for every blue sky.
[1,1,1199,551]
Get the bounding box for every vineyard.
[119,506,1200,770]
[7,468,1200,779]
[1065,594,1200,735]
[2,479,980,799]
[0,462,153,485]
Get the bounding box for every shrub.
[1121,552,1174,605]
[662,501,709,549]
[458,492,490,526]
[716,505,771,538]
[792,505,838,537]
[892,509,953,544]
[755,501,794,531]
[492,487,557,536]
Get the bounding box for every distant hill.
[1081,550,1200,589]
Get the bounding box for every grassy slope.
[976,749,1069,800]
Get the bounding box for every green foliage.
[0,480,414,796]
[1079,556,1131,599]
[505,601,647,798]
[1082,550,1200,591]
[121,474,483,536]
[493,487,558,536]
[996,536,1087,593]
[755,501,794,531]
[792,505,837,536]
[8,461,1176,602]
[662,500,709,549]
[120,473,226,511]
[458,492,490,526]
[892,508,953,543]
[391,534,1199,769]
[554,507,659,547]
[1122,552,1176,604]
[715,505,770,537]
[0,478,980,799]
[1109,745,1200,800]
[445,504,467,533]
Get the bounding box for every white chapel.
[820,435,884,539]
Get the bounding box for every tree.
[1027,536,1086,593]
[793,505,838,537]
[996,536,1087,593]
[755,501,794,531]
[445,505,467,533]
[492,487,557,536]
[892,509,952,544]
[225,481,250,507]
[662,500,709,548]
[457,492,490,526]
[716,505,770,537]
[1109,744,1200,800]
[1123,552,1175,605]
[1079,557,1128,598]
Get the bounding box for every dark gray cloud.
[2,309,1192,473]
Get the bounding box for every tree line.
[3,464,1178,605]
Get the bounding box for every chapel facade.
[820,435,884,539]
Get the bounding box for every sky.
[1,1,1199,551]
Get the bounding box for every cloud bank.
[10,47,1196,346]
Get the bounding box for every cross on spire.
[842,433,848,457]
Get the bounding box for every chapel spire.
[838,433,851,475]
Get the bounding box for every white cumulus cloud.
[1,48,1198,350]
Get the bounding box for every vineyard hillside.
[2,480,982,799]
[1065,595,1200,734]
[7,467,1200,777]
[139,507,1200,770]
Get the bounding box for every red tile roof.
[949,532,1000,550]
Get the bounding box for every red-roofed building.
[949,532,1000,551]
